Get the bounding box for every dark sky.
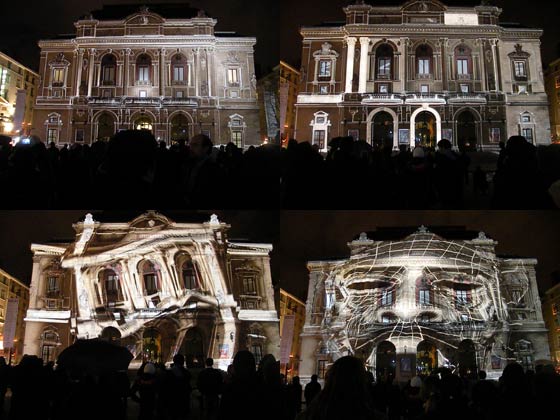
[0,0,279,76]
[0,210,280,287]
[277,211,560,301]
[281,0,560,69]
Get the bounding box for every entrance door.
[456,110,477,151]
[416,340,438,375]
[170,113,189,143]
[376,341,396,380]
[182,328,204,368]
[372,111,394,149]
[142,328,161,363]
[97,113,115,141]
[457,339,477,377]
[134,117,153,132]
[415,111,436,148]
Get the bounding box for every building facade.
[0,268,30,363]
[31,4,260,148]
[0,52,39,136]
[23,212,279,369]
[299,227,550,383]
[542,282,560,370]
[295,0,551,152]
[279,288,306,379]
[544,58,560,142]
[279,61,300,145]
[257,66,280,144]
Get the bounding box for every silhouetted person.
[473,165,488,196]
[131,363,159,420]
[0,357,9,417]
[287,376,302,419]
[304,375,321,407]
[197,357,223,420]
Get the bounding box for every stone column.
[87,49,96,97]
[358,37,370,93]
[491,40,499,92]
[159,49,165,96]
[123,49,131,95]
[75,49,84,97]
[345,37,357,93]
[194,49,200,97]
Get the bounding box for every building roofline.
[0,51,40,77]
[280,288,306,306]
[0,267,30,290]
[280,60,301,75]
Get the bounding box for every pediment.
[402,0,447,13]
[124,11,165,25]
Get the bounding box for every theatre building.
[295,0,551,151]
[23,212,279,369]
[31,4,260,147]
[299,227,549,383]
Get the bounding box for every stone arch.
[130,110,157,131]
[410,105,442,148]
[366,107,399,150]
[93,110,118,141]
[375,340,397,379]
[454,107,481,150]
[168,110,194,143]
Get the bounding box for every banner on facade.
[3,298,19,349]
[280,314,295,365]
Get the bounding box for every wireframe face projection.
[300,227,549,381]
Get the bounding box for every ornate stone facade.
[23,212,279,369]
[299,227,550,383]
[31,5,260,147]
[295,0,551,151]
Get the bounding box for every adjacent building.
[295,0,551,152]
[257,66,280,144]
[279,61,300,145]
[300,226,550,383]
[542,282,560,370]
[545,58,560,143]
[31,4,260,147]
[23,212,279,369]
[279,288,306,379]
[0,268,30,363]
[0,51,39,136]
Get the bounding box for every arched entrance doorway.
[182,328,204,368]
[170,113,190,143]
[134,116,154,132]
[142,328,162,363]
[416,340,438,375]
[96,113,116,141]
[456,110,477,151]
[372,111,394,149]
[376,341,396,379]
[457,339,477,377]
[415,111,436,148]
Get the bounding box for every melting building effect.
[299,227,549,382]
[23,212,279,369]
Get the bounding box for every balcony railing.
[41,296,70,310]
[171,80,189,86]
[136,80,152,86]
[416,73,433,80]
[457,73,472,80]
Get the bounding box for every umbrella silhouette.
[57,338,133,375]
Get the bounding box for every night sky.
[277,211,560,301]
[0,211,280,287]
[280,0,560,69]
[0,0,279,76]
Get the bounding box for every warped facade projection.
[299,227,549,382]
[23,212,279,369]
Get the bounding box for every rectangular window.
[456,290,468,306]
[53,68,64,85]
[313,130,326,149]
[144,274,158,295]
[102,66,115,83]
[460,84,469,93]
[42,345,56,363]
[173,66,184,81]
[518,85,528,94]
[47,128,58,143]
[457,59,469,75]
[347,129,359,141]
[318,60,331,77]
[319,85,329,94]
[251,344,263,365]
[231,131,243,147]
[381,289,393,306]
[139,90,147,98]
[138,66,150,82]
[556,76,560,89]
[522,128,533,142]
[514,61,527,78]
[75,129,84,143]
[378,84,389,94]
[420,84,429,94]
[243,276,256,294]
[46,276,59,296]
[521,114,531,123]
[182,267,197,290]
[419,289,430,305]
[317,360,327,379]
[176,90,184,98]
[378,58,391,77]
[418,59,430,75]
[227,68,239,85]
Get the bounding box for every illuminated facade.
[0,51,39,136]
[0,268,30,362]
[279,61,300,145]
[544,58,560,142]
[299,227,549,383]
[23,212,279,369]
[295,0,551,152]
[257,66,280,144]
[542,282,560,369]
[279,288,306,378]
[31,4,260,147]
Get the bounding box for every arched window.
[416,44,434,78]
[136,54,152,85]
[101,54,117,85]
[41,328,60,364]
[375,44,394,80]
[248,323,265,365]
[181,259,199,290]
[140,261,160,295]
[172,54,189,85]
[454,45,472,80]
[99,269,122,304]
[416,276,432,306]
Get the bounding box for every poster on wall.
[347,129,360,141]
[219,344,229,359]
[3,298,19,349]
[491,355,501,369]
[489,128,501,143]
[398,129,410,144]
[442,128,453,142]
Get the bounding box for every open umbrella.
[57,338,133,375]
